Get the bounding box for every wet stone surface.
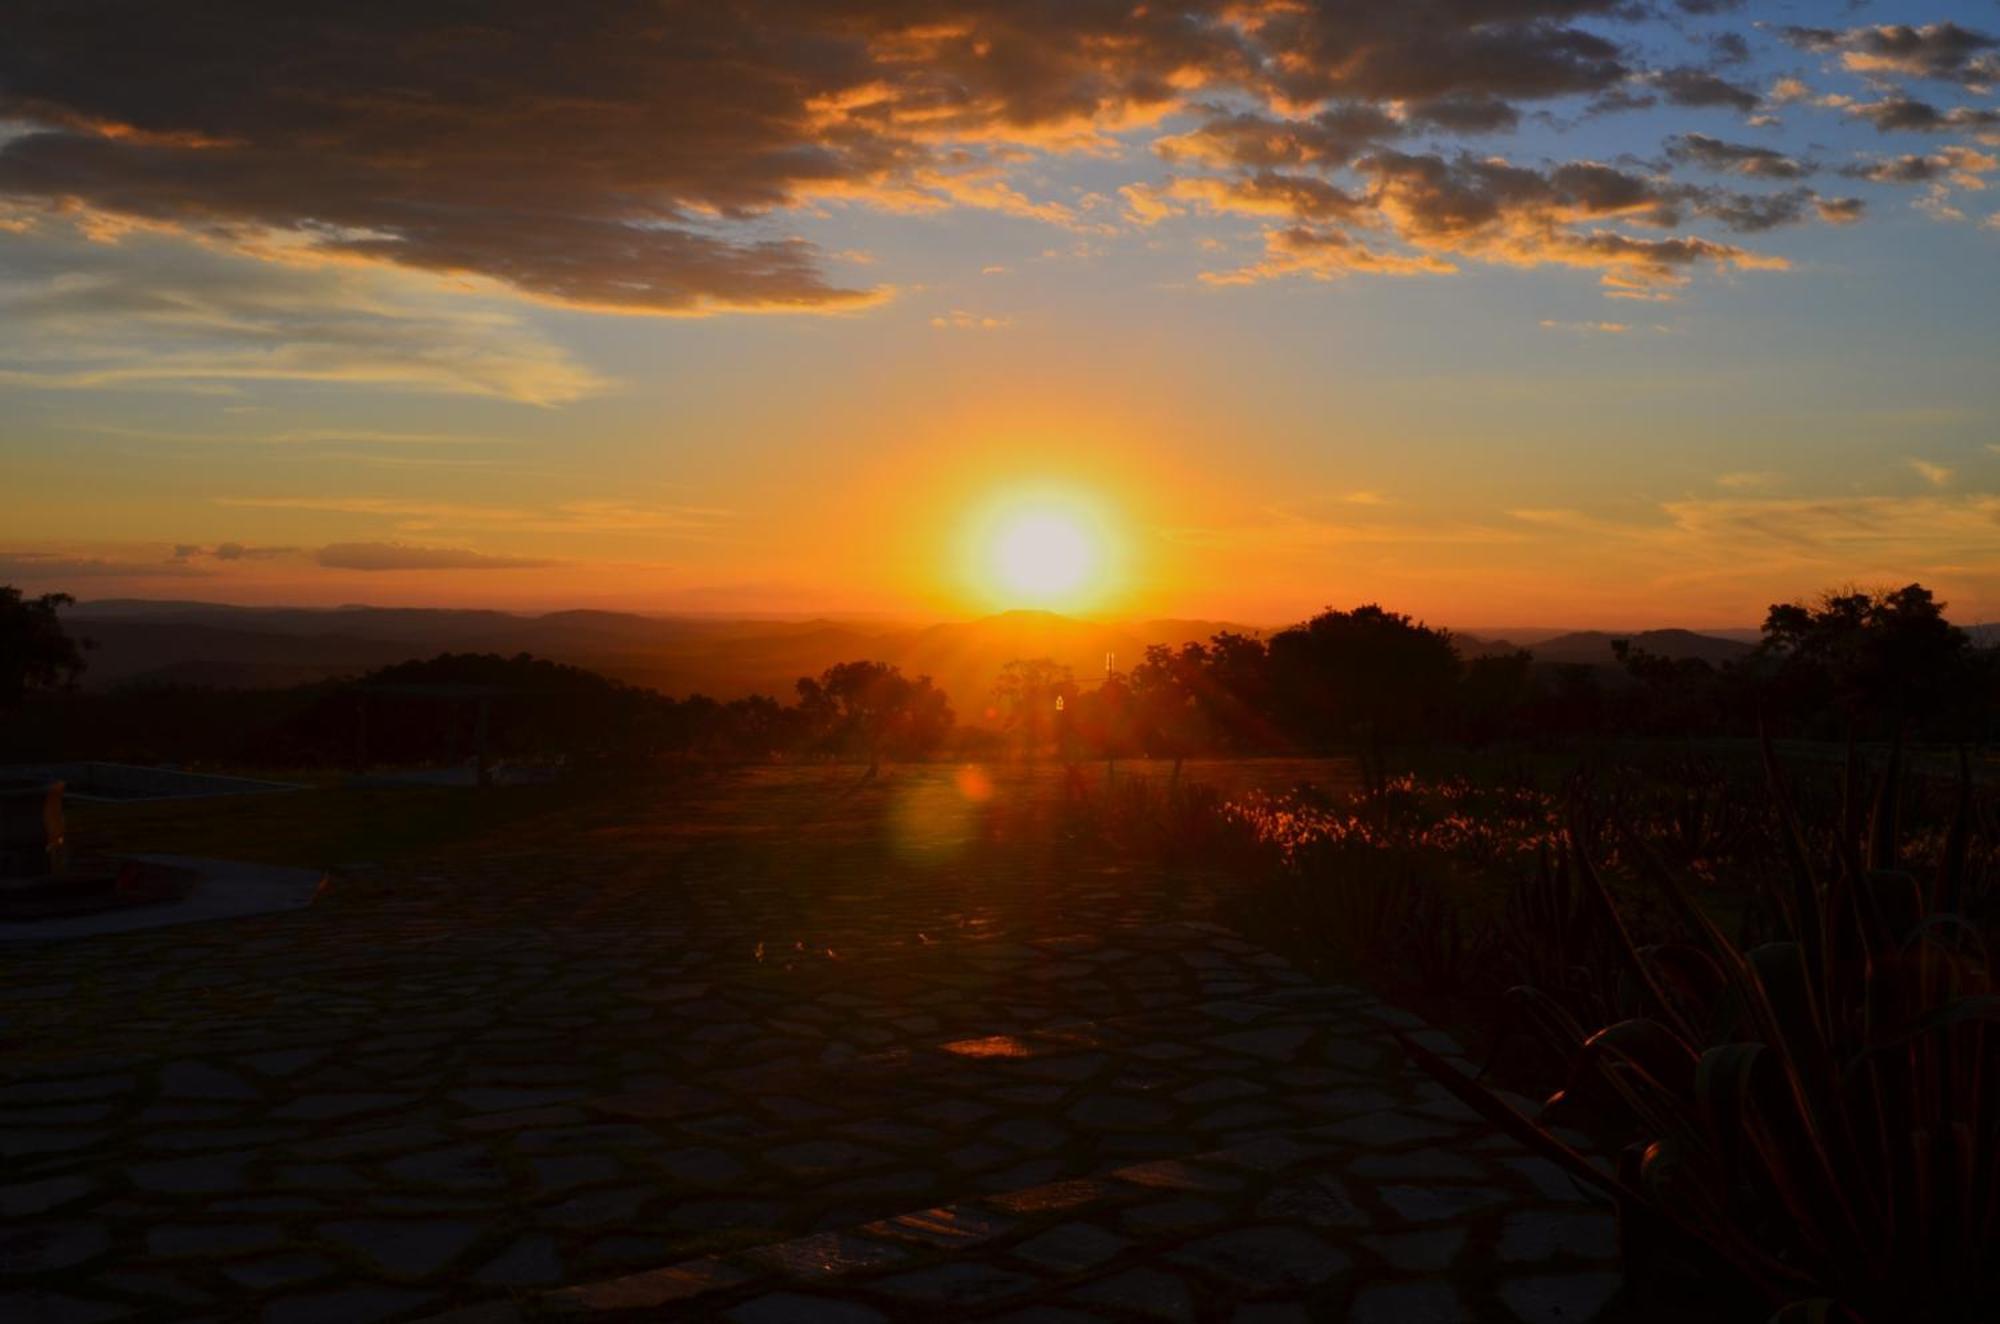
[0,767,1625,1321]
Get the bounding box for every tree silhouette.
[795,660,953,774]
[1760,584,1975,736]
[1267,605,1459,752]
[0,587,88,710]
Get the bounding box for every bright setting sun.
[993,512,1093,602]
[966,492,1119,611]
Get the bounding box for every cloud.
[1782,23,2000,90]
[1647,68,1762,114]
[930,309,1011,330]
[212,494,733,538]
[1911,459,1953,488]
[1666,134,1813,180]
[168,542,296,563]
[1840,97,2000,135]
[0,228,600,403]
[313,542,556,572]
[0,549,213,581]
[0,3,1654,317]
[1841,147,1997,188]
[1539,319,1631,334]
[0,3,1955,324]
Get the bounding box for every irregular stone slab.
[1255,1174,1369,1229]
[384,1144,510,1191]
[0,1173,97,1217]
[873,1261,1040,1305]
[223,1253,338,1290]
[1351,1148,1489,1181]
[744,1232,908,1278]
[0,1075,135,1105]
[262,1286,434,1324]
[862,1205,1016,1250]
[316,1220,481,1279]
[528,1153,624,1194]
[765,1139,888,1176]
[1500,1156,1595,1203]
[146,1223,284,1259]
[1351,1281,1472,1324]
[727,1294,889,1324]
[471,1234,564,1288]
[1010,1221,1132,1273]
[537,1187,654,1230]
[548,1257,753,1311]
[160,1061,260,1100]
[1207,1025,1313,1061]
[274,1093,420,1122]
[1067,1267,1196,1323]
[1121,1197,1231,1235]
[1168,1226,1348,1289]
[128,1152,254,1195]
[1379,1185,1513,1223]
[1068,1094,1173,1129]
[1314,1110,1461,1147]
[0,1223,111,1274]
[1361,1227,1467,1271]
[1498,1211,1619,1263]
[0,1289,133,1324]
[651,1145,747,1185]
[1500,1272,1624,1323]
[1113,1160,1244,1193]
[452,1087,588,1112]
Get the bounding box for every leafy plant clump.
[1403,742,1996,1324]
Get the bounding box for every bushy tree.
[1759,584,1975,736]
[795,660,953,772]
[1266,604,1460,748]
[0,587,88,709]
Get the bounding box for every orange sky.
[3,5,1998,627]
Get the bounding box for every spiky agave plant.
[1403,740,1997,1323]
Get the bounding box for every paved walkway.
[0,767,1623,1322]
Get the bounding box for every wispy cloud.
[314,542,555,572]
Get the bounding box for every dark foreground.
[1,766,1621,1322]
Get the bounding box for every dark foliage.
[0,585,89,709]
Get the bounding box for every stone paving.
[0,766,1626,1322]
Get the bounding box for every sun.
[994,512,1094,600]
[964,490,1120,612]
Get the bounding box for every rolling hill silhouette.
[61,602,1251,716]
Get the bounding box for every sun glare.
[963,490,1120,612]
[994,512,1093,599]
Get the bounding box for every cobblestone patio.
[0,767,1625,1321]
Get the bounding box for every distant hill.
[1523,628,1755,669]
[59,601,1251,720]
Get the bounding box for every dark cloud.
[0,2,1916,314]
[1666,134,1813,179]
[1158,106,1404,171]
[314,543,556,572]
[1841,97,2000,134]
[1406,95,1522,134]
[1649,67,1762,113]
[1839,148,1997,186]
[1684,187,1815,233]
[1782,22,2000,88]
[0,2,1647,313]
[1707,32,1751,67]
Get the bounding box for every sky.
[2,1,1998,628]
